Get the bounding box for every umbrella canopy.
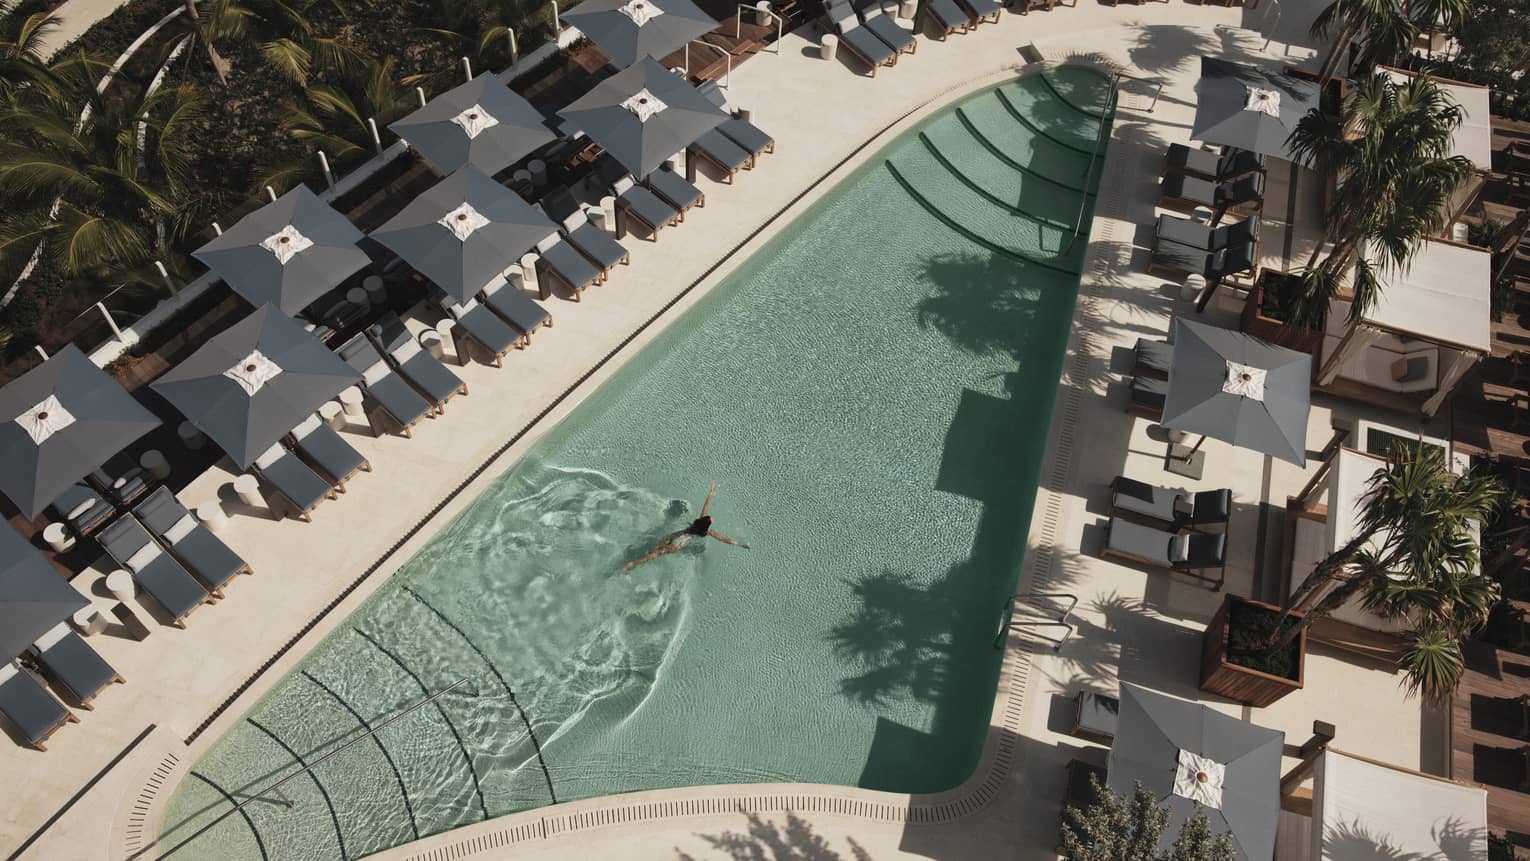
[557,57,728,179]
[0,524,85,662]
[0,346,160,518]
[389,74,558,176]
[1191,57,1321,162]
[1163,318,1312,467]
[194,184,370,315]
[152,305,359,469]
[1107,684,1285,861]
[370,165,559,303]
[563,0,718,69]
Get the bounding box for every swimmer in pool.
[624,484,749,573]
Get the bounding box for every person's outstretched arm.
[708,530,750,549]
[699,483,718,518]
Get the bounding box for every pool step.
[919,114,1088,228]
[955,93,1097,186]
[1039,66,1115,119]
[991,80,1105,155]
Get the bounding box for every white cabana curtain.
[1423,349,1478,416]
[1318,324,1384,386]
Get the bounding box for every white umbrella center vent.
[1243,86,1281,117]
[450,104,500,139]
[1174,749,1226,809]
[622,88,668,122]
[439,202,491,240]
[223,349,283,395]
[260,225,313,265]
[15,394,76,444]
[618,0,666,25]
[1222,361,1267,400]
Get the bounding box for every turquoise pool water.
[160,67,1113,860]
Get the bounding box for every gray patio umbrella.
[1191,57,1321,162]
[1163,318,1312,467]
[557,56,728,179]
[1107,684,1284,861]
[389,74,557,176]
[0,345,160,518]
[562,0,718,69]
[370,165,558,303]
[152,305,359,469]
[0,524,85,662]
[193,184,370,315]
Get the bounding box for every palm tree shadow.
[829,568,955,707]
[916,251,1068,361]
[678,811,875,861]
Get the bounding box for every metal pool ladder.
[1058,71,1162,256]
[993,592,1078,651]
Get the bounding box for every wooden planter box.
[1239,269,1323,358]
[1200,595,1306,708]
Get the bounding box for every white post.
[1423,350,1478,416]
[508,28,519,64]
[34,345,48,360]
[684,42,690,77]
[462,56,473,82]
[551,0,561,32]
[154,260,175,294]
[367,118,382,154]
[265,185,278,203]
[416,87,428,108]
[211,222,223,236]
[96,302,124,341]
[318,151,335,189]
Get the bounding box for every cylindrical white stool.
[507,266,527,293]
[898,0,916,18]
[588,207,609,234]
[339,386,365,418]
[755,0,772,24]
[346,286,370,311]
[72,606,107,636]
[513,168,533,189]
[42,522,74,553]
[195,501,229,534]
[105,570,136,604]
[177,420,205,450]
[1183,273,1207,303]
[519,253,540,288]
[820,33,838,61]
[319,400,344,429]
[363,274,387,304]
[598,196,618,233]
[420,329,445,361]
[233,474,264,510]
[139,449,170,481]
[529,158,548,187]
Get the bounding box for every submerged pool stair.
[885,68,1115,274]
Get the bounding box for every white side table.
[512,168,533,189]
[319,400,344,429]
[177,420,206,450]
[898,0,916,19]
[42,522,74,554]
[420,329,445,361]
[195,501,229,534]
[528,158,548,187]
[339,386,365,418]
[233,474,265,510]
[105,570,137,604]
[139,449,170,480]
[588,207,609,235]
[346,286,370,311]
[1183,273,1207,303]
[72,606,107,636]
[519,253,540,288]
[363,274,387,304]
[820,33,839,61]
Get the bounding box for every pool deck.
[3,1,1457,858]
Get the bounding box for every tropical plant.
[0,7,64,105]
[1276,71,1474,328]
[1259,442,1502,701]
[415,0,544,78]
[1061,779,1235,861]
[1453,0,1530,77]
[1309,0,1470,86]
[199,0,368,86]
[265,55,412,185]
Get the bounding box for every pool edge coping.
[111,54,1130,861]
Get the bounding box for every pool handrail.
[1060,73,1121,256]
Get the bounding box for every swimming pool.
[160,67,1114,860]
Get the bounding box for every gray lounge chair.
[1109,476,1232,528]
[698,83,775,163]
[543,192,630,277]
[134,486,250,595]
[367,312,469,410]
[480,275,552,343]
[1133,338,1171,379]
[98,516,211,627]
[48,483,112,537]
[442,296,520,367]
[252,443,336,522]
[1160,172,1264,215]
[690,129,753,183]
[1129,375,1166,417]
[1071,690,1118,743]
[858,0,919,52]
[340,336,435,436]
[825,0,898,75]
[1102,516,1227,587]
[290,414,371,491]
[955,0,1002,23]
[89,453,150,507]
[0,662,75,751]
[1148,238,1255,282]
[533,233,602,301]
[592,153,683,239]
[1154,214,1258,252]
[28,622,123,710]
[921,0,971,37]
[1165,144,1264,181]
[645,165,704,218]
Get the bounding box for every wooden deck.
[1455,641,1530,845]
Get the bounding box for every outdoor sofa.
[28,622,123,710]
[98,516,212,627]
[134,486,251,595]
[0,662,76,751]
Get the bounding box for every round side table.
[177,420,206,450]
[105,570,137,604]
[72,606,107,636]
[339,386,365,418]
[195,501,229,534]
[232,474,265,510]
[42,522,74,554]
[140,449,170,480]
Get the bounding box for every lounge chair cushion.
[457,303,520,355]
[619,185,679,232]
[1135,339,1171,376]
[1181,533,1227,568]
[254,444,286,470]
[125,542,160,574]
[0,664,67,746]
[568,223,628,271]
[927,0,969,28]
[295,423,366,484]
[33,622,71,652]
[1156,214,1214,250]
[720,117,773,158]
[1153,241,1213,276]
[362,361,391,387]
[1214,241,1255,277]
[134,556,209,620]
[961,0,1001,15]
[483,285,551,335]
[646,167,703,211]
[858,6,915,51]
[396,348,464,404]
[839,25,897,64]
[1131,376,1167,411]
[1111,476,1184,523]
[291,414,323,439]
[1073,691,1119,740]
[539,241,601,288]
[692,130,752,172]
[261,451,331,512]
[1189,489,1232,525]
[1216,174,1264,206]
[162,514,198,544]
[34,628,117,705]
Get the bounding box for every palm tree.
[1310,0,1470,86]
[264,55,411,187]
[0,8,65,105]
[197,0,365,86]
[1278,71,1474,328]
[1260,443,1501,701]
[415,0,547,74]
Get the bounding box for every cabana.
[1274,749,1487,861]
[1315,239,1491,416]
[1380,67,1492,236]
